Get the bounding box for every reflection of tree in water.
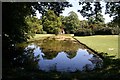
[3,45,40,79]
[38,37,82,59]
[83,64,94,71]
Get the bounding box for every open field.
[74,35,119,58]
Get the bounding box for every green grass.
[29,34,74,41]
[74,35,118,57]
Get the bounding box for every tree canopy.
[2,1,120,79]
[62,11,80,33]
[33,2,72,16]
[2,2,72,79]
[42,10,62,34]
[78,1,120,26]
[25,16,44,34]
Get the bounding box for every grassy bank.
[28,34,74,41]
[74,35,118,58]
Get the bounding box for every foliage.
[94,27,113,35]
[62,11,80,33]
[25,16,44,34]
[74,28,92,36]
[111,27,120,35]
[78,1,120,27]
[87,12,105,35]
[2,3,41,79]
[3,1,72,77]
[3,3,36,44]
[78,2,102,18]
[106,21,120,35]
[33,2,72,16]
[2,2,120,80]
[106,2,120,26]
[79,20,89,28]
[88,13,105,24]
[42,10,62,34]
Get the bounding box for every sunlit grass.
[28,34,74,41]
[74,35,118,58]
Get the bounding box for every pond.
[24,37,103,72]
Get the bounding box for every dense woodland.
[26,9,119,36]
[2,2,120,79]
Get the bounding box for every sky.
[36,1,113,23]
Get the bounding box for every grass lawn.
[28,34,74,41]
[74,35,118,58]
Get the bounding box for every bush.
[42,31,47,34]
[111,27,119,35]
[74,28,93,36]
[94,27,113,35]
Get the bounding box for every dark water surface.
[25,43,103,72]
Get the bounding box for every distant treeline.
[26,10,119,36]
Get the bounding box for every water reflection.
[25,44,102,72]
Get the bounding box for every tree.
[79,20,89,28]
[25,16,44,34]
[78,1,120,27]
[33,2,72,16]
[106,2,120,26]
[107,21,119,35]
[2,2,72,79]
[2,2,40,79]
[78,2,102,18]
[42,10,62,34]
[87,13,105,30]
[63,11,80,33]
[3,1,72,70]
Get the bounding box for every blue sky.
[36,1,113,23]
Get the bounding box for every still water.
[25,44,103,72]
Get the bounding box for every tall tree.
[33,2,72,16]
[106,2,120,26]
[25,16,44,34]
[2,2,40,79]
[88,13,105,29]
[63,11,80,33]
[2,2,72,79]
[42,10,62,34]
[79,20,89,28]
[78,1,120,26]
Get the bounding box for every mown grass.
[28,34,74,41]
[74,35,118,58]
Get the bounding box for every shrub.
[94,27,112,35]
[111,27,119,35]
[42,31,47,34]
[74,28,92,36]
